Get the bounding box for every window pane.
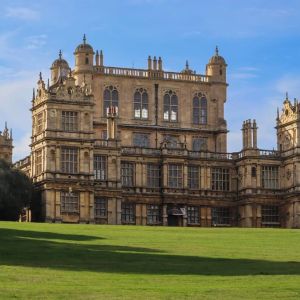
[61,191,79,213]
[94,155,107,180]
[121,203,136,224]
[147,164,160,188]
[121,162,134,187]
[94,197,107,217]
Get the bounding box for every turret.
[206,46,227,82]
[50,50,70,85]
[73,34,94,85]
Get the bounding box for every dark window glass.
[134,88,148,119]
[212,207,230,226]
[61,191,79,213]
[192,137,207,151]
[133,133,149,147]
[147,164,160,188]
[188,165,200,189]
[61,147,78,174]
[163,90,178,122]
[147,205,161,224]
[94,197,107,218]
[168,164,183,188]
[193,93,207,124]
[94,155,107,180]
[121,162,134,187]
[104,86,119,115]
[121,203,136,224]
[261,205,279,227]
[187,206,200,224]
[211,168,230,191]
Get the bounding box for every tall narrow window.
[94,197,107,218]
[193,93,207,125]
[61,147,78,174]
[134,88,148,119]
[211,168,230,191]
[133,133,149,147]
[61,191,79,213]
[188,165,200,189]
[36,112,43,134]
[121,162,135,187]
[103,86,118,115]
[187,206,200,224]
[35,149,42,175]
[121,203,136,224]
[261,166,279,189]
[61,111,78,132]
[163,90,178,122]
[168,164,183,188]
[147,205,161,224]
[94,155,107,180]
[147,164,160,188]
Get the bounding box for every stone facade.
[15,36,300,228]
[0,123,13,164]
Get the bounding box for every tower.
[73,34,95,86]
[50,50,70,85]
[0,122,13,164]
[206,46,228,152]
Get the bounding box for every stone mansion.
[11,35,300,228]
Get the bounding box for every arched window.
[163,90,178,122]
[193,93,207,125]
[103,86,118,115]
[134,88,148,119]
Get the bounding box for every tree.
[0,159,34,220]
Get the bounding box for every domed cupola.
[206,46,227,82]
[74,34,94,73]
[50,50,70,85]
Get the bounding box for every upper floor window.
[168,164,183,188]
[163,135,180,149]
[192,137,207,151]
[188,165,200,189]
[211,167,230,191]
[61,111,78,132]
[193,93,207,125]
[134,88,148,119]
[104,86,118,115]
[261,166,279,189]
[121,162,135,187]
[35,149,42,175]
[133,133,149,147]
[36,112,43,134]
[163,90,178,122]
[94,155,107,180]
[61,147,78,174]
[147,164,160,188]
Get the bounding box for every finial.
[100,50,103,56]
[5,121,7,130]
[286,91,289,100]
[32,88,35,100]
[96,50,99,55]
[83,34,86,44]
[215,46,219,56]
[59,49,62,60]
[185,60,189,69]
[39,72,42,81]
[10,128,12,139]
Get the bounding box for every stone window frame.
[94,197,107,218]
[121,161,135,187]
[147,163,161,188]
[61,147,78,174]
[168,164,183,188]
[192,92,208,125]
[103,85,119,116]
[61,191,79,214]
[211,167,230,191]
[261,165,279,189]
[121,203,136,224]
[147,204,162,225]
[188,165,200,190]
[133,88,149,120]
[94,155,107,180]
[187,206,200,225]
[61,111,78,132]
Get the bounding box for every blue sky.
[1,0,300,161]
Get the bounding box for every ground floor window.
[121,203,136,224]
[147,205,161,225]
[212,207,230,226]
[261,205,280,227]
[61,191,79,213]
[94,197,107,218]
[187,206,200,225]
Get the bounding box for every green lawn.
[0,222,299,299]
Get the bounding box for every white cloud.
[5,7,40,21]
[25,34,47,49]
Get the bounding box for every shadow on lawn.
[0,228,299,276]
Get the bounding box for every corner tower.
[0,122,13,164]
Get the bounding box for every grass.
[0,222,299,299]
